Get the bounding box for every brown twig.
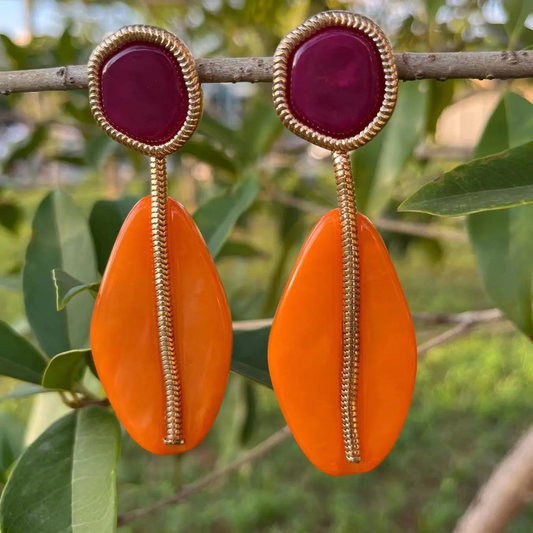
[0,51,532,95]
[117,425,292,526]
[268,191,468,243]
[117,307,507,526]
[417,309,503,357]
[453,425,533,533]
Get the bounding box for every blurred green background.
[1,0,533,532]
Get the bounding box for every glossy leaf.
[0,407,120,533]
[0,383,51,402]
[89,196,140,274]
[194,174,260,258]
[85,133,118,170]
[503,0,533,47]
[0,321,46,384]
[466,92,533,336]
[355,81,428,217]
[23,191,99,357]
[0,414,23,482]
[217,240,265,260]
[0,200,23,234]
[0,35,27,69]
[41,350,90,392]
[425,79,454,137]
[197,112,240,151]
[400,93,533,216]
[237,99,283,167]
[468,206,533,335]
[399,141,533,216]
[231,324,272,388]
[3,127,47,174]
[180,140,237,175]
[53,269,99,311]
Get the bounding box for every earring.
[88,26,232,455]
[268,12,417,475]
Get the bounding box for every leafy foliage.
[399,141,533,216]
[0,407,120,533]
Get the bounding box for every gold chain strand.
[150,156,184,445]
[332,151,361,463]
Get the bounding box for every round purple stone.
[287,28,385,139]
[100,43,188,145]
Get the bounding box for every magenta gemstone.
[288,28,385,139]
[100,43,188,145]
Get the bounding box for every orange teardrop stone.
[268,209,416,475]
[91,197,232,454]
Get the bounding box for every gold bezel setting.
[272,11,398,152]
[88,25,202,157]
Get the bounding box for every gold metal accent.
[88,26,203,446]
[150,156,183,445]
[272,11,399,463]
[333,152,361,463]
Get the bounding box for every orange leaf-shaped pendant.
[91,197,232,454]
[268,209,416,475]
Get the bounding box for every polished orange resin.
[91,197,232,454]
[268,209,416,475]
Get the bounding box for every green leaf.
[23,191,99,358]
[180,140,237,175]
[231,324,272,388]
[425,79,454,137]
[465,92,533,336]
[0,201,23,234]
[503,0,533,48]
[53,269,99,311]
[237,99,283,166]
[194,175,260,258]
[197,112,240,151]
[399,142,533,216]
[85,133,117,169]
[355,81,428,217]
[89,196,140,274]
[41,350,90,392]
[0,414,23,482]
[0,383,51,402]
[468,206,533,335]
[0,321,46,384]
[400,93,533,216]
[0,407,120,533]
[56,24,76,65]
[0,35,27,69]
[3,127,47,174]
[217,239,265,260]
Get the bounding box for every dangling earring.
[268,12,417,475]
[88,26,232,455]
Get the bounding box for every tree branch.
[117,307,507,526]
[268,191,468,243]
[0,51,532,95]
[453,425,533,533]
[117,425,292,526]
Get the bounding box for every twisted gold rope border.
[272,11,398,153]
[87,25,202,157]
[88,26,204,446]
[272,11,399,463]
